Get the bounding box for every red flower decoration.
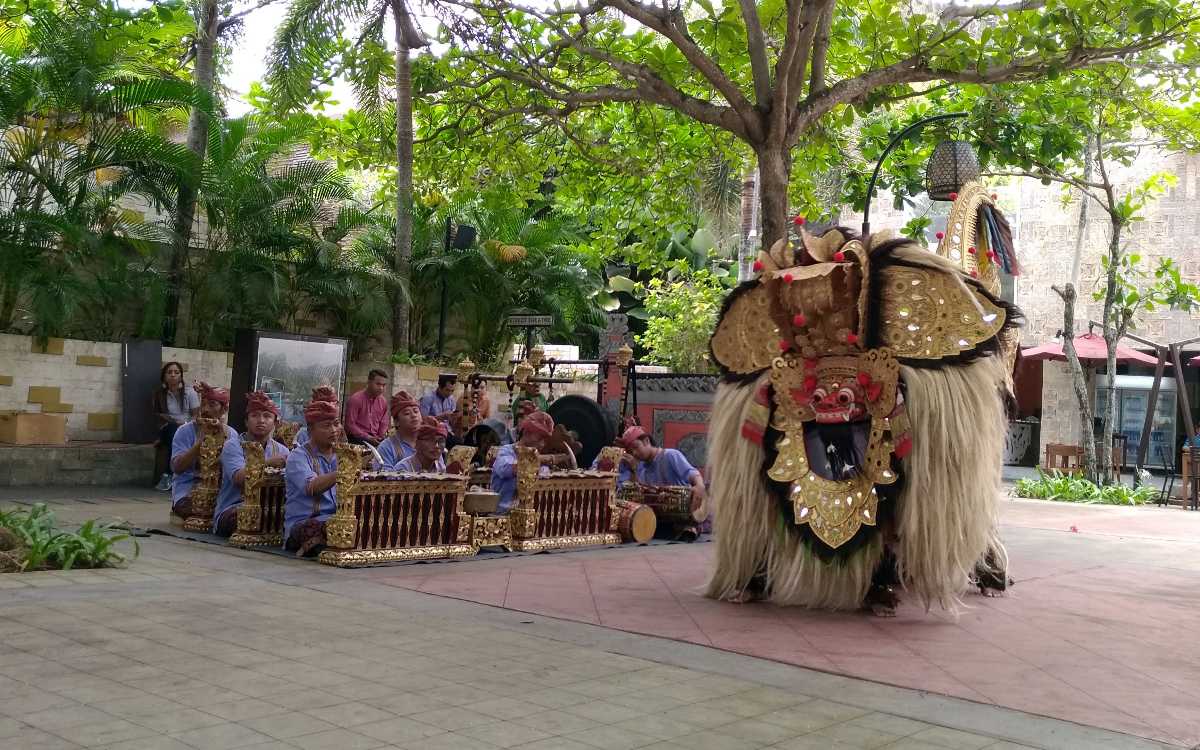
[846,332,859,345]
[752,260,764,272]
[792,215,806,226]
[778,339,791,352]
[970,270,979,278]
[967,246,976,255]
[833,251,846,262]
[792,313,807,327]
[783,273,794,284]
[935,231,944,240]
[949,191,959,201]
[987,250,996,260]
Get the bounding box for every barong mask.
[711,227,1008,550]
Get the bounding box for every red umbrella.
[1022,333,1164,367]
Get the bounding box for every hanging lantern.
[925,140,981,200]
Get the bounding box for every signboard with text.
[507,314,554,327]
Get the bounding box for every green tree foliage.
[635,270,726,373]
[429,0,1197,251]
[408,190,607,367]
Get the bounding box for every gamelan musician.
[618,426,708,534]
[378,390,420,468]
[170,382,237,519]
[212,391,289,537]
[282,398,342,556]
[490,410,576,513]
[395,417,448,473]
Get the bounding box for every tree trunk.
[756,143,791,252]
[1069,144,1093,289]
[0,277,19,330]
[1099,216,1123,485]
[1055,283,1098,481]
[164,0,219,346]
[391,0,415,356]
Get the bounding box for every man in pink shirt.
[344,369,390,446]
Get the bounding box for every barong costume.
[705,222,1020,612]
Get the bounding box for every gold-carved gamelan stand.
[172,418,227,532]
[318,445,476,567]
[228,441,286,547]
[508,445,623,552]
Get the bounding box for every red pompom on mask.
[792,313,807,327]
[752,260,764,272]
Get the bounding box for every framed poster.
[230,330,349,430]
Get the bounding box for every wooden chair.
[1042,443,1084,475]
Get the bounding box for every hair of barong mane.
[709,230,1024,380]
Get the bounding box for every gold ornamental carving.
[319,543,476,568]
[324,443,363,550]
[471,515,513,550]
[877,265,1006,360]
[509,533,622,552]
[182,418,225,532]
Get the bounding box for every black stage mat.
[147,526,710,567]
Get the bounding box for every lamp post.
[860,112,968,239]
[436,217,476,358]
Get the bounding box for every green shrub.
[0,504,138,572]
[1014,469,1155,505]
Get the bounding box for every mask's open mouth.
[802,420,869,481]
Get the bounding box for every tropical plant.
[0,504,139,572]
[1014,470,1155,506]
[185,116,398,353]
[635,270,726,373]
[0,3,203,340]
[269,0,429,353]
[409,190,606,367]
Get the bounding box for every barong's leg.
[896,358,1008,611]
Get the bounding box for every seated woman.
[283,398,341,556]
[153,361,198,491]
[490,410,575,513]
[377,390,420,468]
[396,417,448,473]
[170,383,237,519]
[292,385,338,448]
[212,391,289,536]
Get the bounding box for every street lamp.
[860,112,968,238]
[436,218,477,358]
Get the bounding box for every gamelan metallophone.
[228,441,286,547]
[319,445,475,567]
[508,445,624,551]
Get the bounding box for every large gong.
[548,395,618,468]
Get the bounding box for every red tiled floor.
[373,499,1200,746]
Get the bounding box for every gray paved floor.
[0,490,1178,750]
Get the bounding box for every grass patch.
[0,503,139,572]
[1014,469,1156,506]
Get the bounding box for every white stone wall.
[0,333,123,441]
